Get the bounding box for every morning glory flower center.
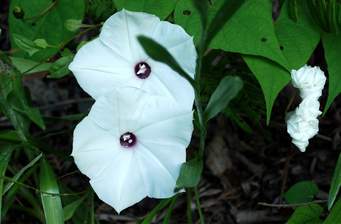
[120,132,137,148]
[134,62,151,79]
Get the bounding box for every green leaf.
[287,204,323,224]
[322,33,341,114]
[205,0,245,49]
[137,36,196,87]
[34,38,49,49]
[40,158,64,224]
[175,0,289,68]
[113,0,176,19]
[63,196,86,221]
[3,153,42,195]
[14,106,45,130]
[276,0,320,69]
[10,57,51,74]
[0,145,13,220]
[192,0,208,31]
[176,157,203,188]
[141,198,172,224]
[204,76,243,122]
[64,19,82,32]
[288,0,298,22]
[324,199,341,224]
[9,0,85,61]
[243,55,290,124]
[48,55,73,79]
[284,181,319,204]
[13,34,40,56]
[0,130,21,142]
[328,152,341,210]
[242,0,319,123]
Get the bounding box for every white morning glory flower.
[287,65,326,152]
[69,9,196,111]
[291,65,326,99]
[72,88,193,213]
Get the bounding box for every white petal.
[152,21,197,76]
[69,39,135,99]
[136,112,194,147]
[89,88,193,132]
[72,117,121,179]
[135,144,179,198]
[90,151,147,213]
[147,60,195,111]
[100,9,160,62]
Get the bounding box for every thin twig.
[258,200,327,208]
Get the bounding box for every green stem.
[194,187,205,224]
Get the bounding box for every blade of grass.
[39,157,64,224]
[3,153,42,194]
[0,145,13,224]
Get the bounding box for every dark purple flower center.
[119,132,137,148]
[134,62,151,79]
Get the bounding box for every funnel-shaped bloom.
[69,9,196,111]
[72,88,193,212]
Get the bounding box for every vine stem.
[194,186,205,224]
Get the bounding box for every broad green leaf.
[137,36,195,87]
[243,55,290,123]
[205,0,245,49]
[48,55,73,79]
[0,145,13,222]
[9,0,85,61]
[322,33,341,113]
[10,57,51,74]
[175,0,289,68]
[40,158,64,224]
[141,198,172,224]
[275,0,320,69]
[113,0,177,19]
[324,199,341,224]
[63,196,86,221]
[284,181,319,204]
[3,153,42,195]
[204,76,243,122]
[328,153,341,210]
[192,0,208,32]
[287,204,323,224]
[242,0,319,122]
[176,157,203,188]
